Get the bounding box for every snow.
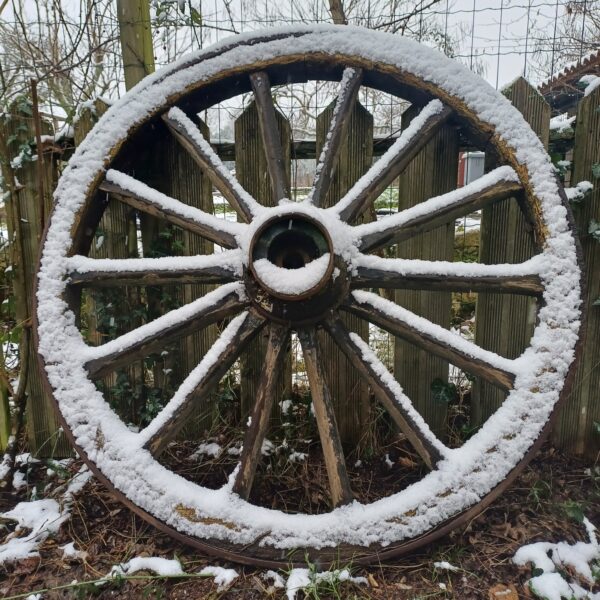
[199,566,238,591]
[108,556,184,577]
[549,113,576,133]
[514,518,600,599]
[285,568,368,600]
[167,107,262,218]
[36,25,582,554]
[565,181,593,203]
[333,99,445,219]
[263,569,286,589]
[61,541,88,560]
[67,249,242,278]
[353,165,519,250]
[0,499,67,565]
[105,169,243,244]
[580,74,600,97]
[253,254,331,295]
[434,560,459,571]
[191,442,222,459]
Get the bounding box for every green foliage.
[431,378,458,404]
[561,500,585,524]
[528,479,552,510]
[591,163,600,179]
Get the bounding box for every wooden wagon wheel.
[35,26,584,567]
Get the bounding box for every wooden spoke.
[309,67,363,207]
[322,315,445,469]
[249,71,290,201]
[162,108,259,223]
[232,323,290,500]
[351,255,544,296]
[298,327,353,507]
[344,291,516,391]
[356,166,522,253]
[143,311,266,457]
[67,251,241,287]
[336,100,453,223]
[99,170,240,249]
[84,283,247,379]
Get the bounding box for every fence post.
[235,101,292,420]
[394,104,458,439]
[316,100,373,448]
[74,100,145,424]
[157,117,218,435]
[553,85,600,458]
[473,77,550,427]
[0,100,70,457]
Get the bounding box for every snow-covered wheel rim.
[35,25,584,567]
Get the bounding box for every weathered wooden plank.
[99,174,238,249]
[155,116,222,438]
[357,171,521,253]
[323,315,444,469]
[235,100,292,420]
[162,108,257,222]
[249,71,290,201]
[392,104,459,438]
[310,67,363,207]
[233,323,290,500]
[553,86,600,458]
[337,101,453,223]
[85,286,247,379]
[345,295,515,392]
[316,99,373,447]
[298,328,353,507]
[0,102,71,457]
[473,78,549,427]
[144,311,266,457]
[352,261,543,295]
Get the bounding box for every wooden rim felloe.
[35,26,583,567]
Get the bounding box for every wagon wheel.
[35,26,583,567]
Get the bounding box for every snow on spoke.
[355,165,522,253]
[352,253,545,296]
[100,170,242,249]
[249,71,290,201]
[66,249,243,287]
[307,66,363,207]
[163,107,261,222]
[334,99,453,223]
[84,282,248,379]
[346,290,517,391]
[233,323,290,500]
[141,311,266,456]
[323,315,447,468]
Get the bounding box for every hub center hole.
[267,230,319,269]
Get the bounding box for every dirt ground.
[1,443,599,600]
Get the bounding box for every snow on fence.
[0,76,598,460]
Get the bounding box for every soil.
[1,443,599,600]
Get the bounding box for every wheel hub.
[246,213,347,323]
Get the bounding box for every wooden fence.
[0,77,598,460]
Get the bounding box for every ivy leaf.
[431,378,457,404]
[191,7,202,25]
[592,163,600,179]
[562,501,585,523]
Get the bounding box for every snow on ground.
[285,567,368,600]
[198,566,239,591]
[0,466,91,566]
[513,517,600,600]
[108,556,185,578]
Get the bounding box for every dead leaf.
[367,573,378,587]
[11,556,41,575]
[488,583,519,600]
